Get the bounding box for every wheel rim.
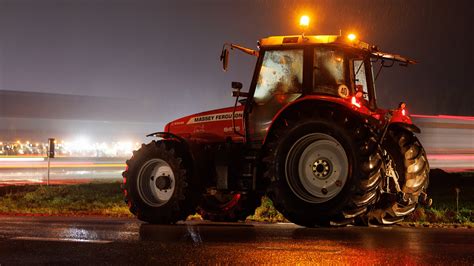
[137,158,176,207]
[286,133,349,203]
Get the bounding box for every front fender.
[146,131,185,141]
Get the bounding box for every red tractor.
[122,20,430,226]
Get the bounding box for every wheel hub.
[311,158,331,179]
[137,158,176,207]
[155,175,172,190]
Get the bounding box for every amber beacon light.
[299,15,310,27]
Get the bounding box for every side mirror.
[231,81,242,90]
[220,48,229,71]
[231,81,249,98]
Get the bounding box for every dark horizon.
[0,90,158,142]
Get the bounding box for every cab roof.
[259,35,370,48]
[258,35,416,64]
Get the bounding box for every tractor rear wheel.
[198,192,260,222]
[366,129,430,225]
[122,140,198,224]
[263,109,383,227]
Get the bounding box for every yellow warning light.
[347,33,357,41]
[299,15,310,27]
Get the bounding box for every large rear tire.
[122,140,198,224]
[198,192,260,222]
[263,109,383,227]
[366,129,430,224]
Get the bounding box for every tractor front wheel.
[122,140,198,224]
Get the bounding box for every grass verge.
[0,170,471,227]
[0,182,131,217]
[402,169,473,227]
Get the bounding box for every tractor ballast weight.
[122,27,430,227]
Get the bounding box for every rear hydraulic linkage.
[377,111,432,207]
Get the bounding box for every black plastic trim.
[390,122,421,134]
[146,131,186,141]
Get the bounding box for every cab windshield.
[313,47,348,96]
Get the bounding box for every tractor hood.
[163,105,245,143]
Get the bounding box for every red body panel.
[389,108,414,124]
[372,107,414,125]
[164,95,414,144]
[166,105,245,143]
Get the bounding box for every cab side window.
[353,59,369,101]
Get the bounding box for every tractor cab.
[222,33,416,141]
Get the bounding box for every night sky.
[0,0,473,129]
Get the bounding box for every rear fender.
[388,109,421,134]
[389,122,421,134]
[262,97,369,146]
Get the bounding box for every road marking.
[11,236,112,244]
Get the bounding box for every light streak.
[0,157,45,162]
[412,114,474,121]
[0,163,125,169]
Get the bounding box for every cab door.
[246,48,305,142]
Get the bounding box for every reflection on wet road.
[0,216,472,265]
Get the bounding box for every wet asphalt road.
[0,216,472,265]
